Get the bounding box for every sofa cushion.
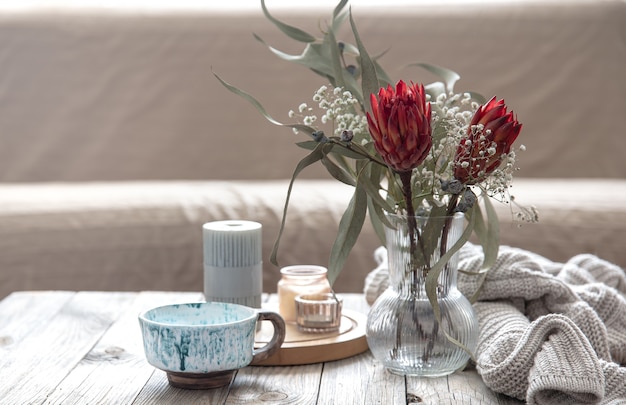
[0,180,380,299]
[492,178,626,268]
[0,179,624,299]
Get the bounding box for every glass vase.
[365,212,478,377]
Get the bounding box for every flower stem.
[392,171,416,361]
[440,194,460,271]
[328,138,389,168]
[398,171,420,291]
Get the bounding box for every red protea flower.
[366,80,432,173]
[454,96,522,185]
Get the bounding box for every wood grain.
[253,309,368,366]
[133,365,229,405]
[319,351,406,405]
[0,291,74,355]
[229,364,323,404]
[0,291,525,404]
[44,291,203,404]
[0,291,135,404]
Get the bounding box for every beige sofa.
[0,0,624,299]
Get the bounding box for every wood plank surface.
[133,362,229,405]
[319,351,406,405]
[253,309,368,366]
[337,293,524,405]
[44,291,204,405]
[0,291,135,404]
[228,364,323,404]
[0,291,75,356]
[312,295,407,403]
[0,291,525,405]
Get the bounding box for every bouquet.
[215,0,537,301]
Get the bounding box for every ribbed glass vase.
[366,212,478,377]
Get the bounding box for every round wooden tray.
[253,309,368,366]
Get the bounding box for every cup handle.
[250,311,286,365]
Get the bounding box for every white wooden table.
[0,291,524,404]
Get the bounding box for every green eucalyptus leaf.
[270,144,325,266]
[340,42,392,84]
[349,10,379,114]
[254,35,333,77]
[331,146,366,161]
[329,39,392,90]
[296,140,368,161]
[409,62,460,93]
[461,204,492,303]
[357,166,395,214]
[332,0,349,31]
[466,203,488,275]
[367,197,386,246]
[364,163,390,245]
[255,34,361,99]
[333,0,349,18]
[296,141,366,160]
[386,172,403,208]
[214,72,315,136]
[254,32,362,101]
[424,215,474,301]
[341,42,359,56]
[261,0,316,43]
[346,43,393,87]
[481,191,500,269]
[327,28,346,89]
[466,91,487,105]
[296,141,318,151]
[470,192,499,273]
[424,213,476,360]
[346,142,380,164]
[308,67,336,85]
[321,153,357,187]
[419,205,450,267]
[373,59,394,88]
[424,81,446,100]
[327,183,368,286]
[431,118,452,147]
[334,151,354,175]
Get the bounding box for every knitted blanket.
[363,244,626,404]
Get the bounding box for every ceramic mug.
[138,302,285,389]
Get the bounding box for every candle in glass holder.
[277,265,331,323]
[295,293,343,333]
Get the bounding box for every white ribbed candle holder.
[203,220,262,308]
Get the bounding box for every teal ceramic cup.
[138,302,285,389]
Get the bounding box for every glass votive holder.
[295,293,343,333]
[277,265,331,324]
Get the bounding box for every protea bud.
[366,80,432,173]
[454,96,522,185]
